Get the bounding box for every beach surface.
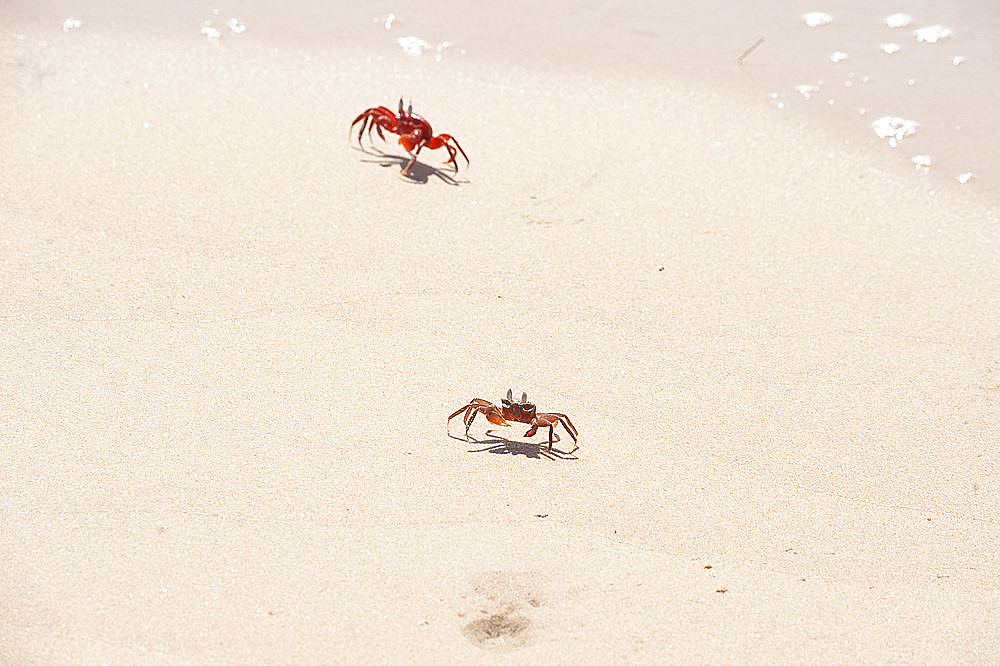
[2,1,999,663]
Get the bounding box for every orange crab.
[351,99,469,176]
[448,390,578,452]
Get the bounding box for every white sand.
[2,2,999,663]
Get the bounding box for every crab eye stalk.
[506,389,513,401]
[521,392,528,403]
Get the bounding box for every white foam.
[397,36,431,56]
[795,84,820,100]
[201,21,221,40]
[914,25,953,44]
[885,14,912,29]
[801,12,833,28]
[872,116,919,147]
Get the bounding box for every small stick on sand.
[736,37,765,66]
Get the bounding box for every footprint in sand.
[457,571,545,651]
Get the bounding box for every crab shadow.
[352,145,467,185]
[449,431,578,460]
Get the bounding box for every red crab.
[448,389,579,452]
[351,99,469,176]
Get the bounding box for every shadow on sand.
[448,431,579,460]
[352,145,467,185]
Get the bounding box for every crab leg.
[447,399,509,440]
[545,412,578,442]
[401,146,422,176]
[526,413,578,451]
[447,403,476,438]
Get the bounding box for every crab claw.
[485,407,510,427]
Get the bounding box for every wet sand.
[2,1,999,663]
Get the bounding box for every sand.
[2,1,999,663]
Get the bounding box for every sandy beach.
[3,1,999,663]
